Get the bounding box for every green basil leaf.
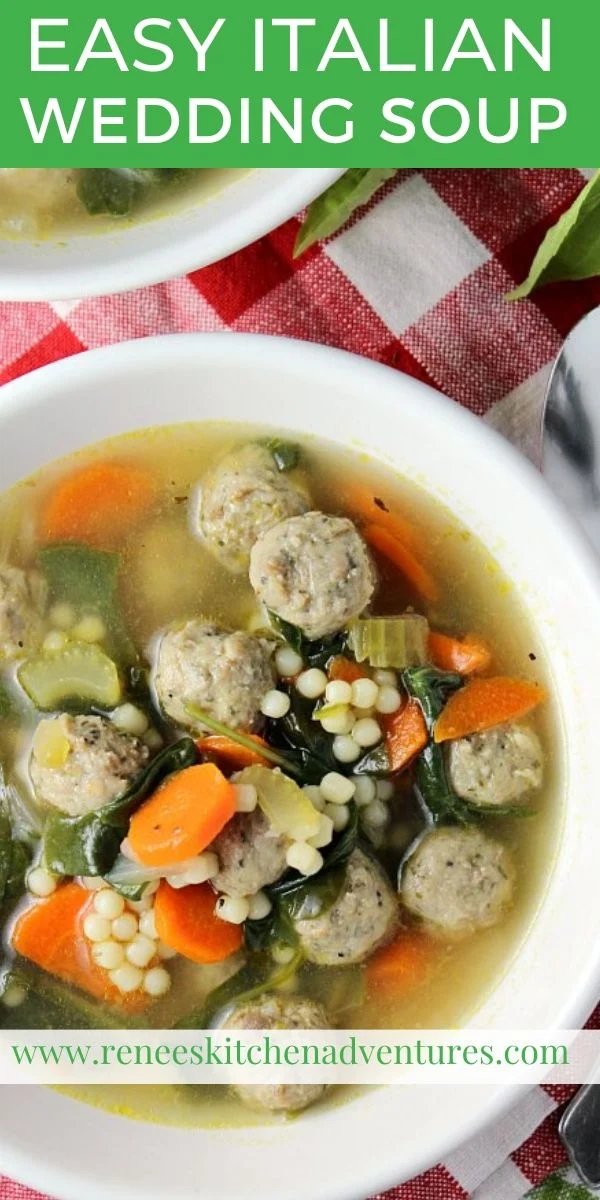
[42,737,197,877]
[294,169,398,257]
[508,170,600,299]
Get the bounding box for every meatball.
[211,808,288,897]
[447,723,543,807]
[222,993,330,1113]
[0,566,46,662]
[30,713,149,817]
[400,827,516,937]
[249,512,375,640]
[294,849,399,965]
[198,444,308,572]
[154,620,275,731]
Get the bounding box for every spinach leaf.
[0,803,14,901]
[414,743,474,826]
[244,904,298,954]
[38,544,137,665]
[0,797,31,915]
[401,667,474,825]
[267,803,358,908]
[176,950,302,1030]
[294,169,398,257]
[245,805,358,956]
[267,612,346,670]
[508,170,600,299]
[402,666,463,726]
[265,688,341,782]
[262,438,301,472]
[279,864,347,921]
[0,680,15,720]
[77,169,187,217]
[401,668,531,824]
[353,740,390,778]
[2,963,147,1030]
[42,737,197,877]
[4,840,31,905]
[77,169,139,216]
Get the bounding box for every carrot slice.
[429,632,492,676]
[154,881,242,964]
[12,882,145,1010]
[41,462,156,548]
[363,523,439,604]
[128,763,235,867]
[368,930,439,995]
[383,700,428,773]
[343,484,421,550]
[434,676,547,744]
[196,734,270,771]
[328,656,368,684]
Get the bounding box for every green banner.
[0,0,595,165]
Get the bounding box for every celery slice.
[347,615,429,669]
[237,764,320,841]
[18,641,121,711]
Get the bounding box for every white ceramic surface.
[0,169,344,301]
[1,333,600,1200]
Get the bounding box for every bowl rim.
[0,168,345,302]
[1,332,600,1200]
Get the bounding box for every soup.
[0,422,558,1126]
[0,168,239,240]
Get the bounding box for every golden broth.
[0,421,560,1128]
[0,169,245,240]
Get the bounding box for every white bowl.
[0,169,344,301]
[1,333,600,1200]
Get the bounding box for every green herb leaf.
[269,803,358,905]
[38,544,137,665]
[508,170,600,299]
[279,864,347,921]
[294,169,398,257]
[266,688,341,782]
[77,170,139,217]
[177,949,302,1030]
[267,611,346,669]
[42,737,197,877]
[0,793,31,915]
[2,963,147,1030]
[402,667,474,825]
[0,802,14,903]
[263,439,301,472]
[0,680,15,720]
[352,741,391,778]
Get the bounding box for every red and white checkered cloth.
[1,167,599,1200]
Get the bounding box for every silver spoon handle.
[559,1082,600,1187]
